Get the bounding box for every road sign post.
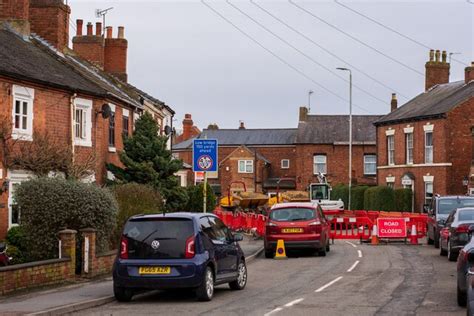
[193,139,218,213]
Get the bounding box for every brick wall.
[80,228,116,278]
[0,0,29,20]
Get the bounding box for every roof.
[375,81,473,125]
[220,145,271,165]
[296,115,382,144]
[130,212,217,220]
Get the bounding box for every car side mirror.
[233,233,244,242]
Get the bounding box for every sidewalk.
[0,236,263,316]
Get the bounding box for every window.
[74,98,92,147]
[425,182,433,206]
[123,109,130,137]
[7,171,32,228]
[12,85,34,141]
[406,133,413,164]
[281,159,290,169]
[364,154,377,175]
[238,160,253,173]
[109,108,115,148]
[425,132,433,163]
[387,182,394,189]
[387,135,395,165]
[313,155,327,174]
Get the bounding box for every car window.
[208,216,230,242]
[446,211,455,225]
[439,199,474,214]
[458,209,474,221]
[199,217,215,239]
[270,208,316,222]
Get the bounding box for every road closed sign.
[377,218,407,238]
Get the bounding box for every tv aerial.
[95,7,114,36]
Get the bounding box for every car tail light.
[120,236,128,259]
[185,235,195,259]
[266,222,279,235]
[457,224,470,233]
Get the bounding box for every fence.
[214,209,267,236]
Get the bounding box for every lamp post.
[308,90,314,112]
[336,67,352,211]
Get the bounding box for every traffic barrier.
[330,216,373,241]
[410,224,419,245]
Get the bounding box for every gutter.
[70,93,77,163]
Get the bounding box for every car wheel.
[326,239,331,252]
[229,261,247,290]
[264,248,273,259]
[448,241,458,262]
[196,266,214,301]
[440,237,447,256]
[458,284,467,307]
[434,231,440,249]
[114,285,134,302]
[318,245,327,257]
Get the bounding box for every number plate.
[282,228,303,233]
[138,266,171,275]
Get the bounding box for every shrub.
[4,226,29,264]
[331,184,348,207]
[15,177,118,261]
[330,184,369,210]
[395,188,413,212]
[113,183,164,243]
[184,183,216,213]
[364,186,395,211]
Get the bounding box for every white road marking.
[315,276,343,293]
[358,250,363,258]
[347,260,360,272]
[345,241,358,248]
[284,298,304,307]
[264,307,283,316]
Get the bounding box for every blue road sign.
[193,139,218,172]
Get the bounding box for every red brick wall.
[104,38,128,82]
[72,36,105,68]
[0,0,29,20]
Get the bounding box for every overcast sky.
[69,0,473,131]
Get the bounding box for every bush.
[331,184,348,207]
[331,184,369,210]
[364,186,395,211]
[4,226,29,264]
[395,188,413,212]
[184,183,216,213]
[113,183,164,243]
[15,177,118,261]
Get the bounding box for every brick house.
[0,0,174,239]
[173,108,380,196]
[374,50,474,212]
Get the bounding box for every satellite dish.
[99,103,111,119]
[164,125,172,136]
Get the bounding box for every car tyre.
[114,285,133,302]
[196,266,214,301]
[434,231,440,249]
[439,238,447,256]
[229,261,247,290]
[326,239,331,252]
[448,241,458,262]
[458,284,467,307]
[318,246,327,257]
[264,249,273,259]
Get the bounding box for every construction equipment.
[309,172,344,211]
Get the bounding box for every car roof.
[129,212,215,220]
[437,196,474,199]
[271,202,319,210]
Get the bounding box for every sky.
[68,0,474,131]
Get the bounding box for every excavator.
[309,172,344,211]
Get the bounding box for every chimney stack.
[391,93,398,112]
[104,26,128,82]
[465,62,474,84]
[425,49,450,91]
[299,106,308,122]
[0,0,30,35]
[72,19,105,68]
[239,121,246,129]
[29,0,71,52]
[182,114,194,141]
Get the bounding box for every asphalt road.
[70,240,465,316]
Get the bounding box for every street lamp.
[308,90,314,112]
[336,67,352,212]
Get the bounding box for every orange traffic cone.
[274,239,288,259]
[410,224,419,245]
[371,224,379,245]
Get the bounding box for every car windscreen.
[458,209,474,222]
[311,185,328,200]
[270,208,315,222]
[123,218,194,259]
[439,199,474,214]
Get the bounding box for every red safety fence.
[214,209,267,236]
[330,217,373,241]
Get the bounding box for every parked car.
[440,208,474,261]
[426,196,474,248]
[113,213,247,302]
[456,225,474,307]
[264,202,330,258]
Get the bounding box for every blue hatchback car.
[113,212,247,302]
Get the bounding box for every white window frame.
[7,170,33,228]
[238,160,254,173]
[281,159,290,169]
[364,154,377,175]
[122,108,130,137]
[313,155,327,174]
[74,98,92,147]
[425,131,433,164]
[406,133,414,164]
[425,182,434,206]
[108,104,116,152]
[12,85,34,141]
[387,135,395,166]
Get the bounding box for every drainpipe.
[70,93,77,163]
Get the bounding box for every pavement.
[0,236,264,316]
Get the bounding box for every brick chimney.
[239,121,246,130]
[299,106,308,122]
[29,0,71,52]
[104,26,128,82]
[0,0,30,35]
[466,62,474,84]
[182,114,193,141]
[72,20,104,68]
[425,49,450,91]
[391,93,398,112]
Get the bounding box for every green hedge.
[394,188,412,212]
[184,183,216,213]
[15,177,118,261]
[331,184,348,207]
[5,226,29,264]
[331,184,369,210]
[364,186,396,211]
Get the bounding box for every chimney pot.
[239,121,245,130]
[429,49,434,62]
[435,50,440,62]
[118,26,125,39]
[442,50,447,63]
[390,93,398,112]
[425,50,450,91]
[106,26,113,38]
[76,19,83,36]
[86,22,93,36]
[96,22,102,36]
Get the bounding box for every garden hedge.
[331,184,369,210]
[364,186,396,211]
[394,188,413,212]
